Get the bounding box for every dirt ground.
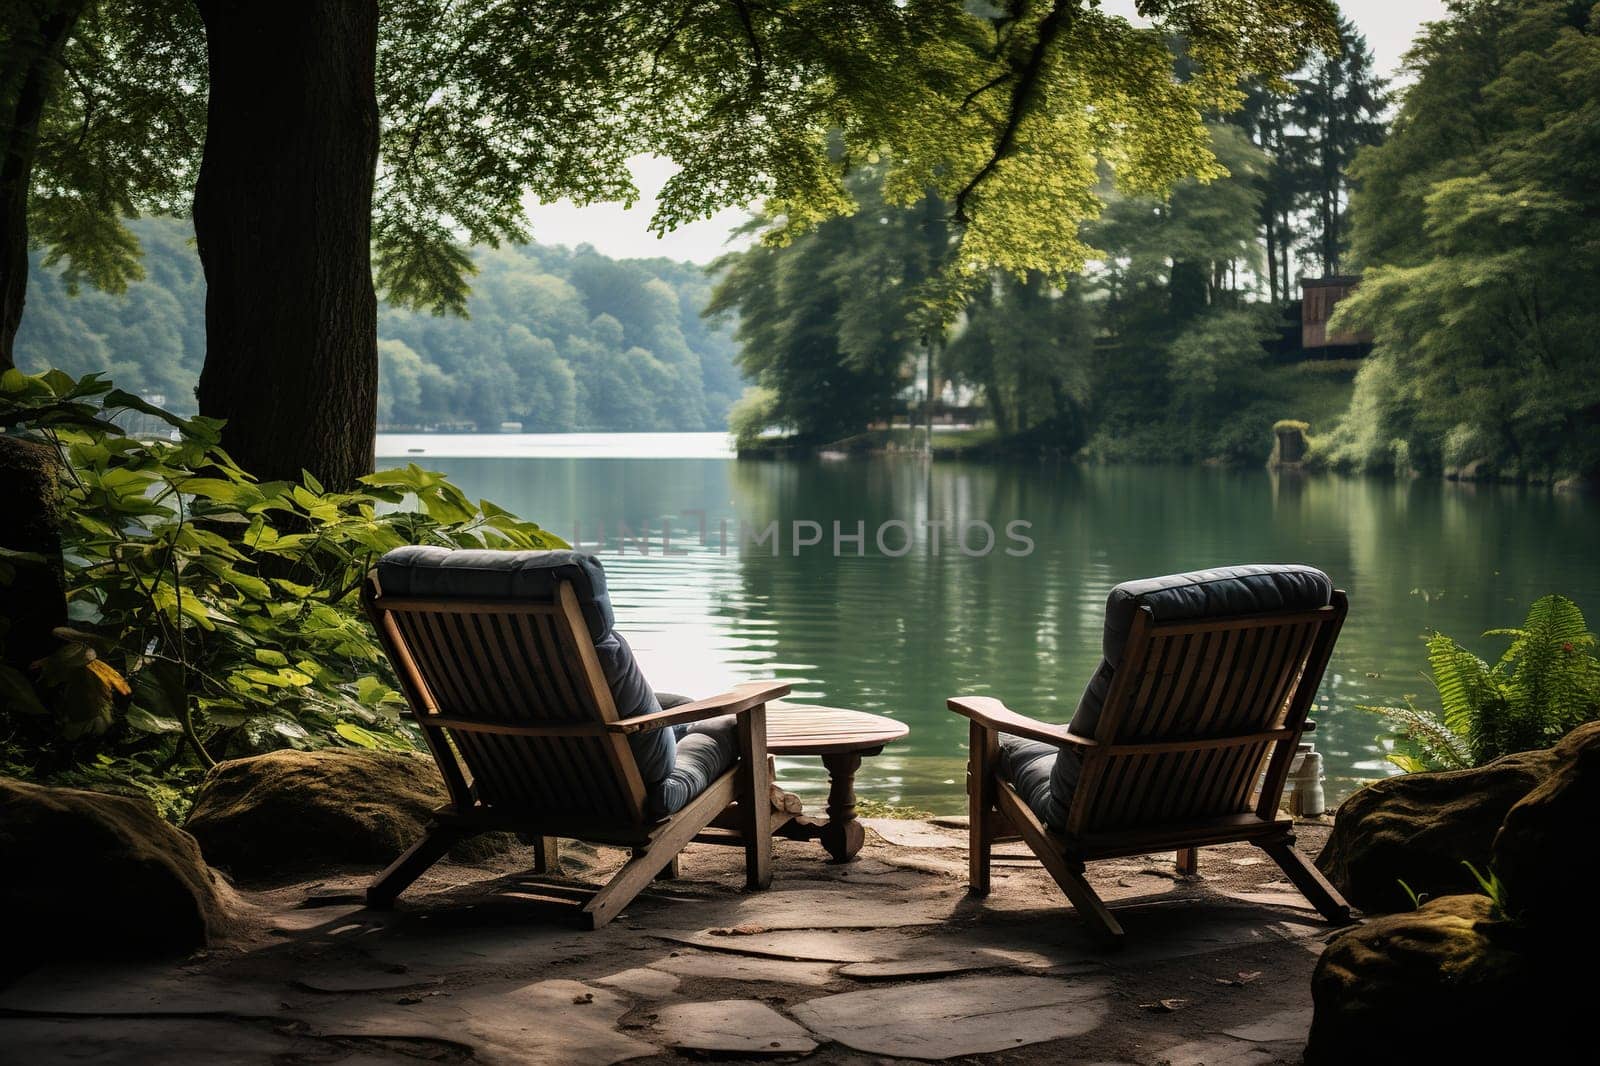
[0,818,1343,1065]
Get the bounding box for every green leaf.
[125,707,183,734]
[334,721,411,751]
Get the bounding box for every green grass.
[1264,360,1360,437]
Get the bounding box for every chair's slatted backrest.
[364,577,648,826]
[1066,593,1346,837]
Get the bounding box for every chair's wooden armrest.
[608,681,791,734]
[947,696,1098,750]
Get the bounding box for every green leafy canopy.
[28,1,1336,321]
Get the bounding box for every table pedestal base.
[772,750,871,862]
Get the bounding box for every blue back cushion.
[1048,564,1333,820]
[1067,563,1334,738]
[374,547,675,784]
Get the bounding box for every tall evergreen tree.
[1230,82,1298,302]
[1285,15,1387,276]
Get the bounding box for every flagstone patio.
[0,819,1341,1064]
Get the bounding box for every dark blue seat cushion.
[1001,564,1333,832]
[998,735,1074,831]
[375,547,679,794]
[648,714,740,817]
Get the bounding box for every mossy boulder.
[1305,895,1563,1062]
[0,777,240,974]
[1492,722,1600,937]
[1309,725,1599,1062]
[186,749,512,881]
[1315,744,1559,911]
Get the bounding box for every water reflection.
[377,444,1600,813]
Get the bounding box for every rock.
[0,777,239,972]
[300,978,656,1066]
[292,969,442,993]
[860,818,965,849]
[652,1000,816,1055]
[721,881,948,928]
[1315,745,1559,911]
[839,956,1007,980]
[592,967,680,998]
[1492,721,1600,937]
[790,974,1108,1060]
[185,749,512,881]
[654,928,893,963]
[651,951,836,987]
[1305,894,1580,1063]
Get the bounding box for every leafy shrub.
[0,370,563,817]
[1442,421,1498,470]
[727,385,781,451]
[1369,594,1600,772]
[1167,306,1276,429]
[1312,351,1436,475]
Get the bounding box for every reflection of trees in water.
[719,459,1600,804]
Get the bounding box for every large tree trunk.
[1264,214,1279,304]
[0,0,86,369]
[192,0,380,489]
[0,436,66,674]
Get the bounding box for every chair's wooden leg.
[1175,847,1198,876]
[582,772,737,929]
[1261,837,1353,924]
[737,703,773,890]
[367,826,463,909]
[582,848,670,929]
[968,721,998,897]
[992,785,1125,947]
[633,848,680,880]
[532,836,559,875]
[1054,858,1126,945]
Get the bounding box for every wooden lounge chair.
[951,564,1352,944]
[361,546,789,928]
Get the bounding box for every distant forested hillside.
[14,216,740,431]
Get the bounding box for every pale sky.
[522,1,1447,265]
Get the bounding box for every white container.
[1286,743,1326,817]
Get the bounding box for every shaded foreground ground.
[0,819,1339,1064]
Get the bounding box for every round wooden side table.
[764,701,910,862]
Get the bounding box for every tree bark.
[1265,214,1279,304]
[0,0,86,370]
[192,0,380,489]
[0,436,67,673]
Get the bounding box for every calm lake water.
[377,433,1600,814]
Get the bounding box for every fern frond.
[1494,595,1600,753]
[1364,702,1473,771]
[1425,634,1497,734]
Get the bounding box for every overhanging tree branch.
[952,0,1074,224]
